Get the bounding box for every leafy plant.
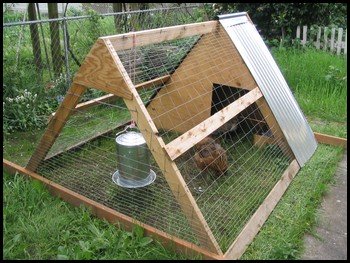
[3,89,57,134]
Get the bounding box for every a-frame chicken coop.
[5,12,326,259]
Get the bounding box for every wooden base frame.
[3,131,346,259]
[11,19,347,259]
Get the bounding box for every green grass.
[241,144,344,260]
[2,172,190,260]
[272,47,347,123]
[3,47,347,259]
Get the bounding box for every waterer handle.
[115,121,139,137]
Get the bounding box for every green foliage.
[3,88,58,135]
[210,3,347,40]
[241,145,344,259]
[2,172,189,260]
[86,9,105,47]
[271,47,347,122]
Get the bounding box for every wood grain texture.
[165,87,263,160]
[314,132,347,148]
[147,24,258,134]
[26,82,87,171]
[105,39,223,255]
[224,160,300,259]
[102,21,218,51]
[73,39,133,99]
[3,159,223,260]
[135,75,170,90]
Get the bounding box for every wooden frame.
[9,19,346,260]
[3,131,346,259]
[314,132,347,148]
[165,87,263,160]
[3,159,222,260]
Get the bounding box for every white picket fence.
[296,25,347,56]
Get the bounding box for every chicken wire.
[3,5,209,102]
[25,23,297,253]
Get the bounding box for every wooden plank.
[337,28,343,55]
[102,21,218,51]
[224,160,300,260]
[316,27,321,49]
[165,87,263,160]
[3,159,223,260]
[135,75,170,90]
[296,26,300,39]
[302,25,307,46]
[148,27,258,134]
[314,132,347,148]
[50,75,171,118]
[104,39,223,255]
[44,120,132,161]
[323,27,328,51]
[26,82,87,172]
[344,29,347,55]
[255,97,295,160]
[73,39,133,100]
[330,28,336,52]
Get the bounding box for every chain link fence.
[3,4,211,134]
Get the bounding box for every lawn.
[3,46,347,259]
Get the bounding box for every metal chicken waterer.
[112,125,156,188]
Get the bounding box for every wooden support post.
[302,25,307,46]
[104,39,222,255]
[330,28,336,52]
[165,87,263,160]
[323,27,328,51]
[337,28,343,55]
[26,83,86,171]
[224,160,300,259]
[3,159,223,260]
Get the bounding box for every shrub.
[3,89,58,135]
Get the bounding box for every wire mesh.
[5,8,297,254]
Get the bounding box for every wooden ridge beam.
[3,159,223,260]
[102,21,218,51]
[165,87,263,160]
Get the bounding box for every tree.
[27,3,43,73]
[211,3,347,40]
[112,3,123,33]
[48,3,63,77]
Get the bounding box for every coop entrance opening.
[210,83,269,137]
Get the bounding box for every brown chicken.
[194,137,228,176]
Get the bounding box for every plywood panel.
[147,25,257,134]
[73,39,133,99]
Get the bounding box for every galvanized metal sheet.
[219,13,317,166]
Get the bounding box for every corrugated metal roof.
[219,13,317,167]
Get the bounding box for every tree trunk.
[112,3,123,33]
[27,3,43,73]
[128,3,149,31]
[48,3,62,77]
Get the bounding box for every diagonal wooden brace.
[26,83,87,172]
